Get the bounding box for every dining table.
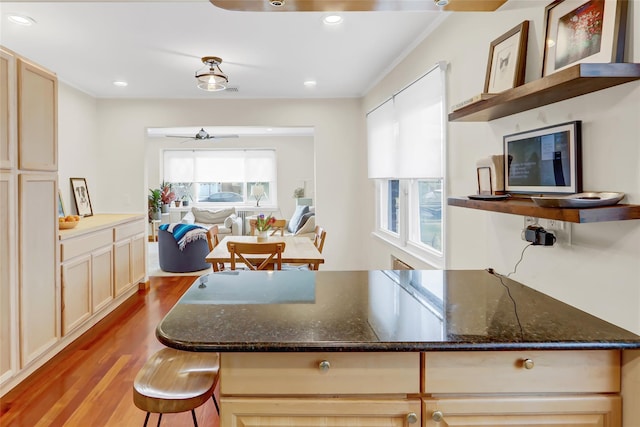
[206,235,324,271]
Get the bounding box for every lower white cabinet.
[113,220,145,297]
[61,255,92,335]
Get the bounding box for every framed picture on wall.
[484,21,529,94]
[70,177,93,217]
[542,0,628,77]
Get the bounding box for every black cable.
[486,243,533,341]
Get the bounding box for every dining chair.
[133,348,219,427]
[269,219,286,236]
[205,225,225,271]
[313,225,327,253]
[227,241,286,270]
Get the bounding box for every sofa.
[181,206,243,236]
[279,205,316,239]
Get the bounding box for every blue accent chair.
[157,228,211,273]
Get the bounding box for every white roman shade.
[367,62,446,179]
[163,149,276,183]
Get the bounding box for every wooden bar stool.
[133,348,219,427]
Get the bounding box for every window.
[163,149,277,205]
[367,62,446,267]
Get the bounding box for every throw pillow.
[192,207,234,224]
[295,212,315,233]
[287,205,309,233]
[223,214,236,229]
[296,212,315,234]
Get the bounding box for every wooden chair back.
[206,225,220,251]
[249,218,286,236]
[269,219,286,236]
[313,225,327,253]
[227,241,286,271]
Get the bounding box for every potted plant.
[160,182,176,213]
[148,188,163,221]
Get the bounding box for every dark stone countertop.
[156,269,640,352]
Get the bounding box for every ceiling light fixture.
[323,14,343,25]
[269,0,285,7]
[304,80,317,88]
[434,0,449,6]
[195,56,228,92]
[7,14,36,26]
[113,80,128,87]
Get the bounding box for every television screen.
[504,121,581,194]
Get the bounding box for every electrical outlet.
[543,219,572,246]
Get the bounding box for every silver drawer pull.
[431,410,443,422]
[406,412,418,424]
[318,360,331,372]
[523,358,534,369]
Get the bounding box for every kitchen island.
[157,270,640,426]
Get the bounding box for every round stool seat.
[133,348,219,416]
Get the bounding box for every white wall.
[146,134,314,221]
[57,83,99,216]
[91,98,366,271]
[363,1,640,333]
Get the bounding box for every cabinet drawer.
[221,352,420,395]
[114,220,145,241]
[424,350,620,394]
[61,229,112,261]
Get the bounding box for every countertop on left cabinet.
[58,213,147,239]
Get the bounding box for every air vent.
[225,87,239,92]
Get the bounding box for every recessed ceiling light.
[269,0,285,7]
[7,14,36,26]
[113,81,128,87]
[303,80,317,88]
[323,15,343,25]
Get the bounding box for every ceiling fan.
[165,128,239,141]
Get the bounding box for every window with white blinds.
[163,149,277,204]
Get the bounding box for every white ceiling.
[0,1,449,99]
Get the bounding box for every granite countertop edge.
[156,333,640,353]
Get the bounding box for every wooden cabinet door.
[92,246,113,312]
[0,172,17,383]
[221,398,421,427]
[423,395,621,427]
[17,58,57,171]
[61,255,91,335]
[113,240,132,297]
[1,48,16,170]
[19,173,59,366]
[130,233,145,285]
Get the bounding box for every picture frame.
[484,21,529,94]
[541,0,628,77]
[58,190,66,218]
[504,121,582,195]
[70,177,93,217]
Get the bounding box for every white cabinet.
[0,172,17,384]
[91,246,113,312]
[61,255,92,335]
[0,48,16,170]
[18,173,59,366]
[114,220,145,297]
[17,57,57,171]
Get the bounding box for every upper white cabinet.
[17,58,57,171]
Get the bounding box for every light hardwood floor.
[0,276,220,427]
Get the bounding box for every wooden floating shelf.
[448,63,640,122]
[447,197,640,223]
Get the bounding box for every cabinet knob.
[318,360,330,372]
[523,358,534,369]
[431,410,444,422]
[406,412,418,424]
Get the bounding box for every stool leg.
[212,394,220,414]
[156,413,162,427]
[191,409,198,427]
[143,412,150,427]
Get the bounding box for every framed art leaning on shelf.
[484,20,529,94]
[70,177,93,217]
[542,0,628,77]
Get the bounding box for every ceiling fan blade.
[207,134,239,139]
[165,134,195,138]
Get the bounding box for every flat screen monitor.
[504,121,581,195]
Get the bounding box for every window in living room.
[367,62,446,268]
[163,149,276,206]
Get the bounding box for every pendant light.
[195,56,228,92]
